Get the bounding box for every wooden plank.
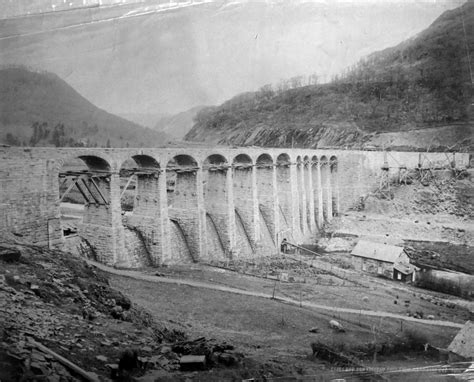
[59,179,78,202]
[89,178,109,205]
[81,179,100,205]
[75,180,92,204]
[120,175,136,199]
[31,340,100,382]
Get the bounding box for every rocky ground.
[0,243,248,382]
[332,168,474,247]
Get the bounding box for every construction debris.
[179,355,207,371]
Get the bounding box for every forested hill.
[0,67,169,147]
[185,1,474,150]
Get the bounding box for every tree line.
[3,121,118,148]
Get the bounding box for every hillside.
[185,1,474,150]
[0,67,169,147]
[0,1,458,117]
[153,106,206,140]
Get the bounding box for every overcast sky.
[0,0,466,116]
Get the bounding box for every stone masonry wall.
[0,147,469,267]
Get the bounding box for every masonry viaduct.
[0,147,469,267]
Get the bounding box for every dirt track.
[87,259,464,329]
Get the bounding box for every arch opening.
[119,155,161,213]
[58,156,113,239]
[118,155,162,267]
[166,154,198,205]
[77,155,111,172]
[276,153,293,244]
[303,155,313,232]
[232,154,256,256]
[311,156,322,228]
[203,154,231,260]
[320,156,331,221]
[330,156,339,216]
[256,153,273,167]
[233,154,253,170]
[203,154,228,170]
[296,155,305,234]
[276,153,291,167]
[166,154,200,262]
[256,153,276,247]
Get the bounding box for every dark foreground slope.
[0,242,254,380]
[0,67,169,147]
[186,1,474,150]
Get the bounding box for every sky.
[0,0,466,117]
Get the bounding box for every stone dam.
[0,147,469,267]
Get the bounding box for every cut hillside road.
[86,259,464,329]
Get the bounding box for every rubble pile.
[367,171,474,219]
[410,175,473,218]
[0,244,242,380]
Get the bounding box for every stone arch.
[57,152,122,265]
[233,153,253,166]
[58,154,113,210]
[203,154,228,169]
[202,153,231,260]
[55,150,115,173]
[117,154,163,267]
[130,154,160,169]
[256,152,276,247]
[232,153,256,256]
[303,155,313,231]
[276,153,293,244]
[276,153,291,166]
[311,155,323,228]
[320,155,331,221]
[166,154,200,263]
[119,154,161,210]
[167,154,199,168]
[77,155,111,171]
[256,153,273,166]
[296,155,305,234]
[330,155,339,216]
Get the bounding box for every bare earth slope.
[332,169,474,250]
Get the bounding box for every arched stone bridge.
[0,147,468,267]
